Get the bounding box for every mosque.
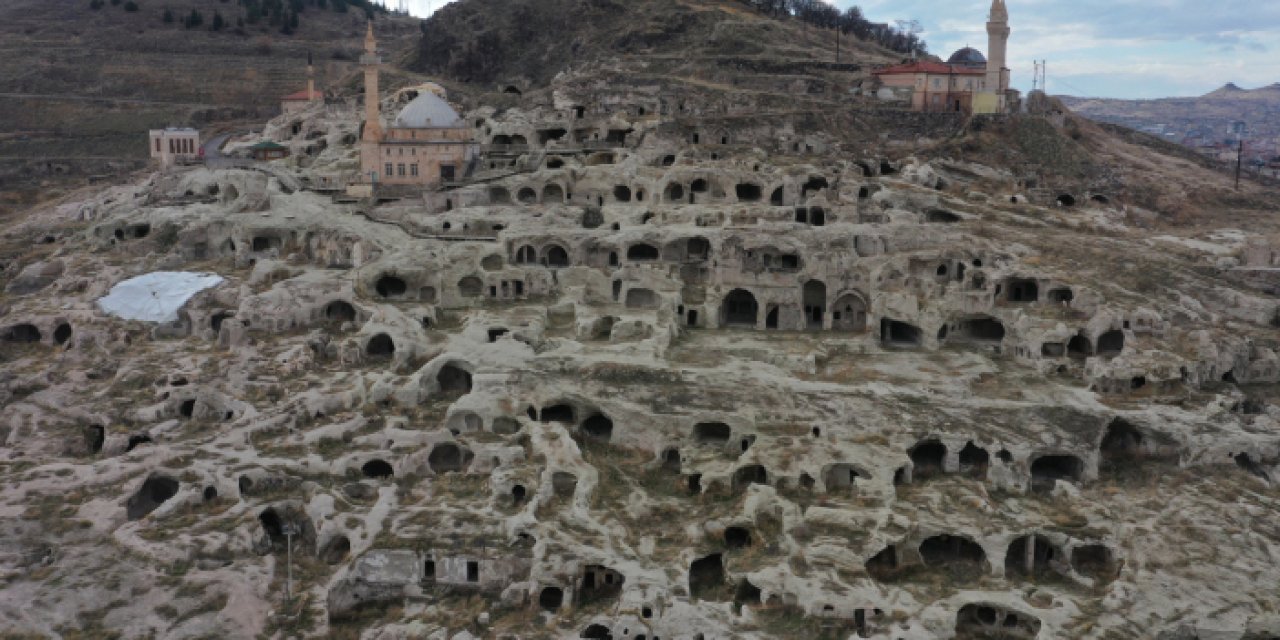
[358,23,476,188]
[871,0,1015,115]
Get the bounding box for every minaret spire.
[360,20,383,182]
[985,0,1011,111]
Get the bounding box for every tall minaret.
[306,51,316,100]
[986,0,1010,110]
[360,21,382,181]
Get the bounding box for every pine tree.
[212,11,224,30]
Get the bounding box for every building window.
[933,79,941,89]
[440,164,456,180]
[385,163,393,177]
[397,163,406,176]
[410,164,418,177]
[386,148,391,155]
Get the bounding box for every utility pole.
[835,26,840,64]
[282,522,299,602]
[1235,139,1244,190]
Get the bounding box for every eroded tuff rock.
[4,15,1280,640]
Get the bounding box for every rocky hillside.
[0,0,420,213]
[3,0,1280,638]
[414,0,901,88]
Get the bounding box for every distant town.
[1062,83,1280,178]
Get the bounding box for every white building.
[149,128,201,168]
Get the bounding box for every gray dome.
[393,92,463,128]
[947,47,987,67]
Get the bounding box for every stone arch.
[366,333,394,358]
[801,176,829,199]
[831,292,868,332]
[733,464,768,489]
[481,254,504,271]
[802,280,826,329]
[581,413,613,441]
[725,526,752,548]
[769,186,785,206]
[361,459,394,478]
[324,300,357,323]
[881,319,922,347]
[720,289,758,328]
[517,187,538,204]
[1067,334,1092,358]
[735,183,762,202]
[694,422,731,444]
[909,439,947,479]
[822,463,865,491]
[919,534,986,570]
[956,604,1041,638]
[664,182,685,203]
[437,363,473,394]
[958,441,990,478]
[1030,454,1084,492]
[488,186,511,204]
[320,534,351,565]
[1096,330,1124,357]
[1071,543,1119,582]
[613,185,632,202]
[539,586,564,611]
[1005,534,1057,578]
[515,244,537,264]
[688,553,725,599]
[53,323,72,345]
[428,442,473,474]
[458,276,483,297]
[542,244,569,267]
[375,274,407,298]
[543,183,565,203]
[627,243,659,261]
[126,474,179,521]
[540,403,576,423]
[3,324,41,343]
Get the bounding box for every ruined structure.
[2,0,1280,638]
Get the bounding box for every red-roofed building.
[872,61,988,113]
[281,53,323,114]
[870,0,1015,114]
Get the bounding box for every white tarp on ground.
[98,272,225,322]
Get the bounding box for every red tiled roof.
[873,61,986,76]
[281,89,323,101]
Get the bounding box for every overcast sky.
[401,0,1280,99]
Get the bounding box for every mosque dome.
[947,47,987,67]
[394,91,463,128]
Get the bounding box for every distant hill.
[1059,83,1280,147]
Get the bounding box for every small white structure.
[98,272,224,322]
[149,128,201,168]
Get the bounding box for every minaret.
[360,21,382,181]
[306,51,316,100]
[986,0,1010,110]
